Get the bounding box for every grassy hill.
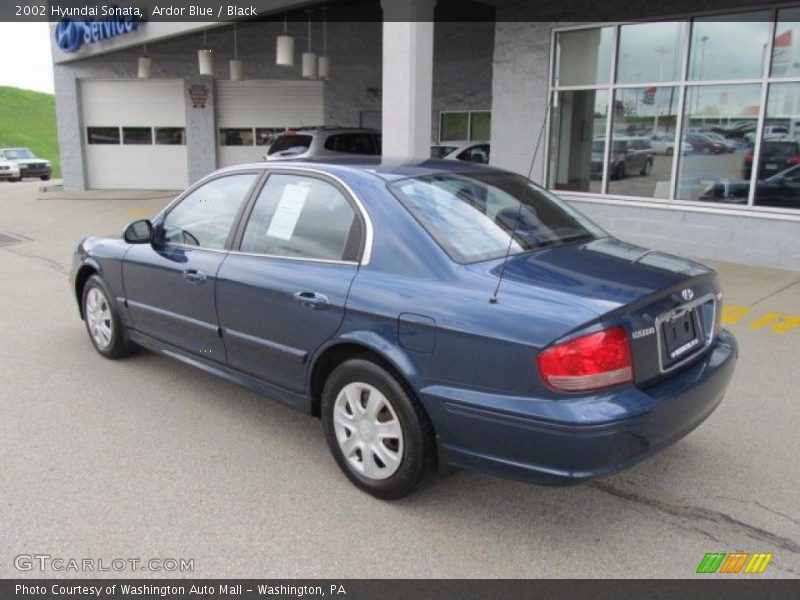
[0,86,60,177]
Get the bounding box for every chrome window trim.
[654,292,717,374]
[153,164,375,266]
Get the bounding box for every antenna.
[489,97,553,304]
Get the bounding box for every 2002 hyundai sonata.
[70,158,737,499]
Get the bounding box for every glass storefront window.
[548,89,608,194]
[617,22,686,84]
[608,87,679,198]
[676,84,761,202]
[688,14,771,81]
[754,82,800,210]
[771,8,800,78]
[470,111,491,141]
[440,112,469,142]
[554,27,614,87]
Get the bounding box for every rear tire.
[40,175,50,181]
[81,275,133,359]
[321,358,435,499]
[640,159,652,176]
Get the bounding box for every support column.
[381,0,435,158]
[184,75,217,185]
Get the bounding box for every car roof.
[216,156,501,182]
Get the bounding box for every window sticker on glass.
[267,184,309,241]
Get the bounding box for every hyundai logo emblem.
[681,288,695,301]
[55,20,83,53]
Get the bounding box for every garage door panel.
[81,80,187,189]
[216,80,323,168]
[81,80,185,127]
[86,146,187,190]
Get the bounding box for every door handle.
[182,269,207,283]
[293,291,329,309]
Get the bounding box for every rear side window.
[324,134,378,155]
[390,172,605,264]
[163,174,258,249]
[240,174,360,261]
[267,134,313,155]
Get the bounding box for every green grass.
[0,86,60,177]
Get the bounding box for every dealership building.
[50,0,800,271]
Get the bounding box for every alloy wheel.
[85,287,113,349]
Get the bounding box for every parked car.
[744,125,790,146]
[701,132,737,153]
[685,133,725,154]
[70,158,737,499]
[742,139,800,179]
[265,127,381,160]
[649,134,692,156]
[438,142,491,164]
[701,164,800,209]
[430,143,462,159]
[0,156,21,181]
[591,137,654,179]
[0,147,52,180]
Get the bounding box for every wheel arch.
[74,260,103,319]
[307,332,422,419]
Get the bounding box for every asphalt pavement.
[1,180,798,578]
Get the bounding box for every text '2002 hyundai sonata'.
[70,158,737,499]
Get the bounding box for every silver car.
[265,127,381,161]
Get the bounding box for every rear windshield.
[267,134,313,155]
[390,172,605,264]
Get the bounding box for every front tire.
[322,358,434,499]
[41,175,50,181]
[82,274,132,359]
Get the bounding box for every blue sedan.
[70,159,737,499]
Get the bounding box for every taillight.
[788,155,800,166]
[744,153,754,165]
[536,327,633,393]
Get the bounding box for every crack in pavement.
[1,246,68,274]
[590,481,800,555]
[701,495,800,528]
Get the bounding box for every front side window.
[457,144,490,164]
[163,174,258,249]
[240,174,360,261]
[391,172,605,264]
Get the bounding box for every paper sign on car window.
[267,184,308,241]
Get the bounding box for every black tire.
[321,358,435,500]
[40,175,50,181]
[81,274,133,359]
[640,159,652,176]
[666,147,674,156]
[10,177,21,182]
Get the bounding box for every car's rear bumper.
[423,330,737,485]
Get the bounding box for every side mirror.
[123,219,153,244]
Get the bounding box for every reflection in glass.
[676,84,760,203]
[772,9,800,78]
[470,111,491,141]
[155,128,186,145]
[754,82,800,210]
[617,22,686,84]
[554,27,613,87]
[548,89,608,194]
[608,87,678,198]
[688,14,771,81]
[122,127,153,145]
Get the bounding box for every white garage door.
[216,80,323,168]
[81,80,188,190]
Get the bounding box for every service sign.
[54,13,140,54]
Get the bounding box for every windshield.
[390,172,606,264]
[267,134,312,156]
[4,148,34,159]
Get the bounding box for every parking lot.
[1,179,799,578]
